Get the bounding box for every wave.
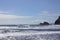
[0,25,60,29]
[0,25,60,40]
[0,31,60,40]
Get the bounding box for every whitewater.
[0,25,60,40]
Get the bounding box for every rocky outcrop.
[40,22,49,25]
[55,16,60,25]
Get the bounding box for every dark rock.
[40,22,49,25]
[55,16,60,25]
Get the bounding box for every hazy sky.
[0,0,60,24]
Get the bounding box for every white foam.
[0,31,60,38]
[0,25,60,29]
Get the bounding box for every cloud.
[39,11,60,16]
[0,11,9,14]
[32,11,60,23]
[0,11,33,24]
[0,19,34,24]
[0,11,33,19]
[0,14,33,19]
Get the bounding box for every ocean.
[0,25,60,40]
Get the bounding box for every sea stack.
[40,22,49,25]
[55,16,60,25]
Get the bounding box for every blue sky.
[0,0,60,24]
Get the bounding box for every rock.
[40,22,49,25]
[55,16,60,25]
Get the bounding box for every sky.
[0,0,60,24]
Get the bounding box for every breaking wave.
[0,25,60,40]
